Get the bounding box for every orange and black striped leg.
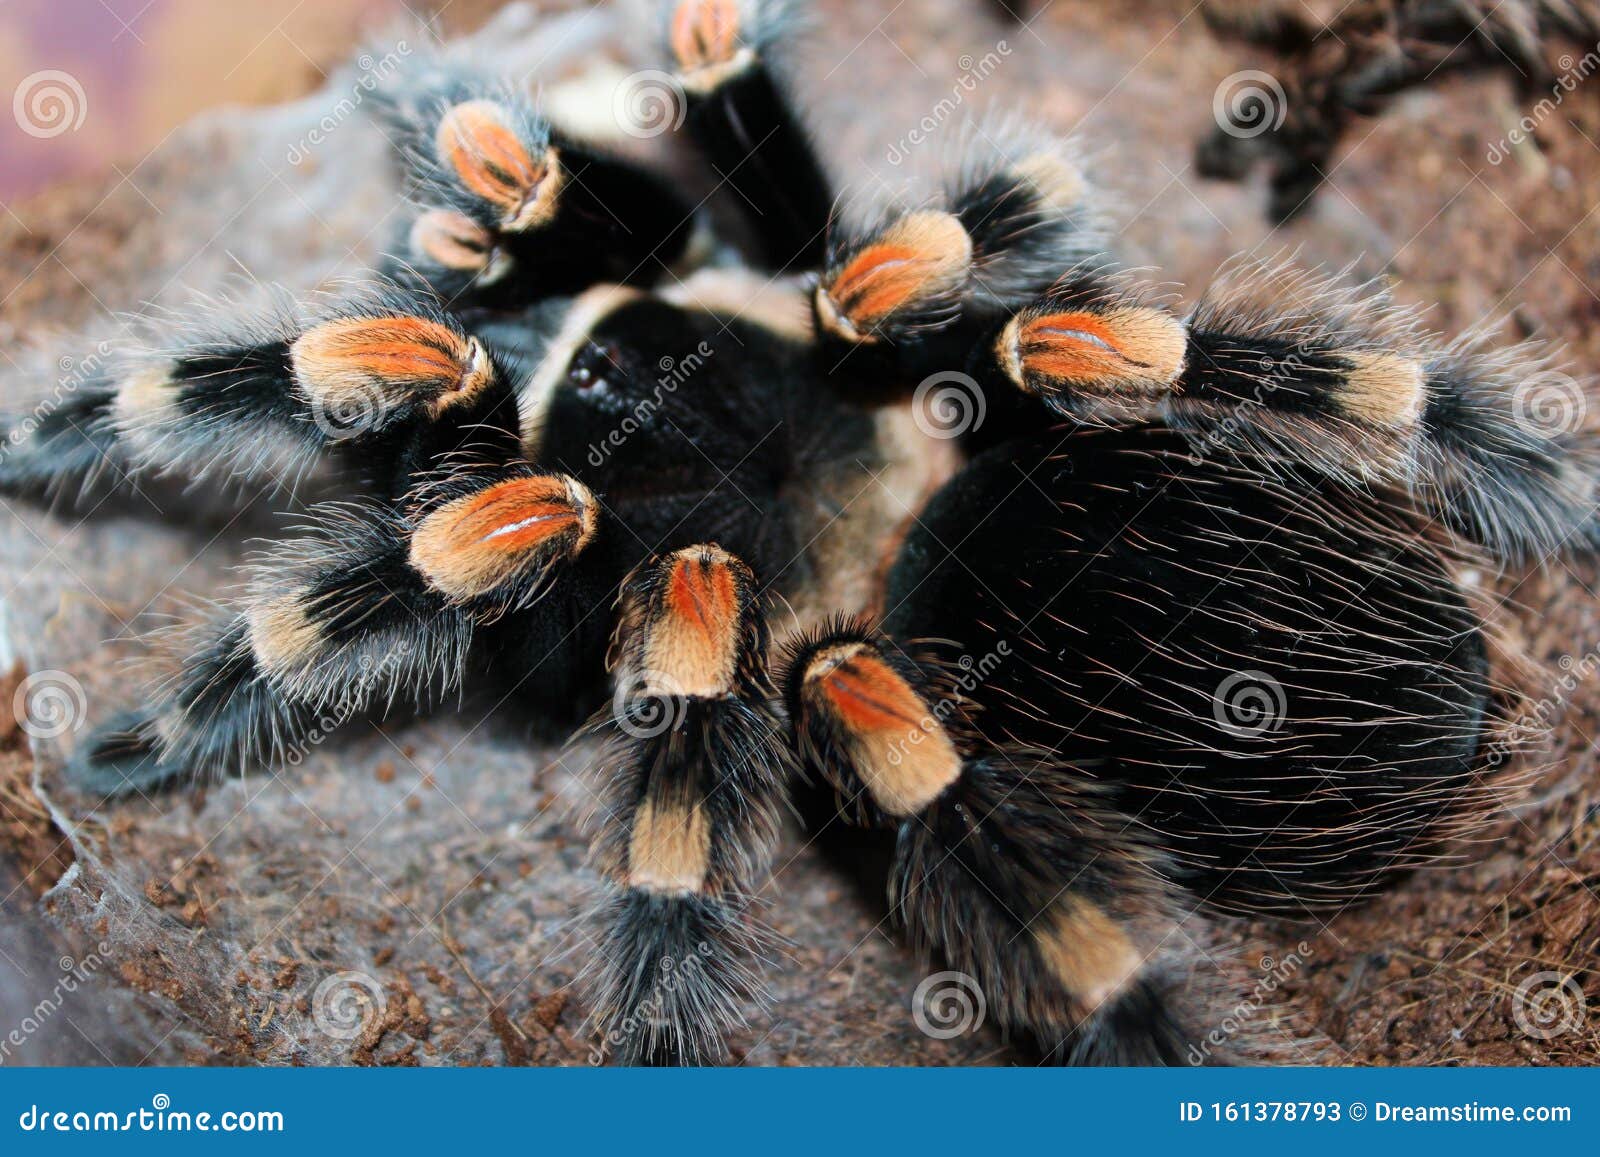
[584,545,788,1065]
[374,69,701,305]
[1170,263,1600,560]
[783,625,1228,1065]
[66,503,475,796]
[664,0,832,270]
[814,133,1107,388]
[67,469,598,796]
[15,285,523,504]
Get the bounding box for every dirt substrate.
[1,0,1597,1065]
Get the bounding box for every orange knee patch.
[638,546,746,698]
[670,0,751,88]
[291,315,494,419]
[999,305,1187,399]
[802,643,962,816]
[435,100,562,231]
[409,208,497,273]
[816,212,973,342]
[409,474,596,600]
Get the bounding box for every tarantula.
[1197,0,1600,222]
[4,0,1597,1066]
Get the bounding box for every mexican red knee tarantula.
[5,0,1598,1065]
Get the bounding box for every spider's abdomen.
[883,426,1500,915]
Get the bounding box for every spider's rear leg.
[584,544,788,1065]
[782,627,1227,1064]
[662,0,832,270]
[0,284,524,510]
[373,70,701,306]
[67,469,598,796]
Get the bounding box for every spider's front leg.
[372,64,702,307]
[0,284,522,509]
[662,0,833,270]
[67,465,601,796]
[583,544,788,1065]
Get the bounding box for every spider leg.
[782,625,1231,1064]
[813,129,1105,386]
[67,467,599,796]
[583,544,788,1065]
[662,0,832,270]
[371,63,702,307]
[967,259,1600,562]
[0,283,525,508]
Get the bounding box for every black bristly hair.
[2,0,1592,1071]
[663,0,833,270]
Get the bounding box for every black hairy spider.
[4,0,1598,1066]
[1196,0,1600,222]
